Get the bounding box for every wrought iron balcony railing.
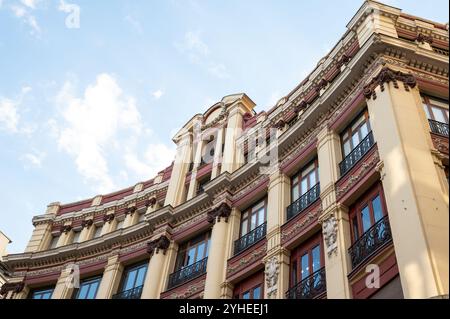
[339,131,375,177]
[234,222,267,256]
[429,119,449,137]
[167,257,208,289]
[286,267,326,299]
[286,183,320,221]
[348,215,392,269]
[112,285,143,299]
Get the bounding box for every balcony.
[339,131,375,177]
[234,222,267,256]
[167,257,208,289]
[112,285,143,299]
[429,119,449,137]
[286,183,320,221]
[348,215,392,269]
[286,267,326,299]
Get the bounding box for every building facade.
[0,1,448,300]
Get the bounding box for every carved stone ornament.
[336,53,351,68]
[322,214,338,257]
[145,197,157,208]
[316,78,329,92]
[147,235,170,255]
[125,206,137,215]
[81,219,93,229]
[363,67,417,100]
[415,33,434,45]
[61,224,72,233]
[295,100,307,114]
[0,282,25,295]
[207,202,232,224]
[264,256,280,298]
[274,119,286,130]
[103,214,115,223]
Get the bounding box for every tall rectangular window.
[291,160,319,202]
[240,199,266,237]
[422,95,449,124]
[233,271,264,299]
[174,232,211,271]
[119,262,148,293]
[73,276,101,299]
[29,287,54,299]
[341,110,371,157]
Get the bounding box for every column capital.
[363,66,417,101]
[147,235,171,256]
[207,202,232,224]
[0,281,25,296]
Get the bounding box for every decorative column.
[100,213,115,236]
[24,202,59,252]
[123,206,138,228]
[221,108,244,174]
[79,219,94,242]
[203,202,232,299]
[211,125,224,179]
[141,235,171,299]
[165,132,192,207]
[96,254,123,299]
[364,66,449,298]
[56,224,73,248]
[264,170,291,299]
[52,264,77,299]
[317,126,352,299]
[187,135,204,200]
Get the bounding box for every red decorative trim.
[232,177,269,208]
[24,271,60,286]
[431,133,449,155]
[160,274,206,299]
[196,162,213,180]
[350,250,399,299]
[227,240,266,282]
[58,199,91,216]
[280,139,317,175]
[281,202,321,248]
[329,91,365,131]
[172,217,210,242]
[78,260,108,275]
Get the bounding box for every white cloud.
[124,14,143,34]
[125,143,175,178]
[21,149,46,168]
[9,4,41,36]
[0,98,19,133]
[152,89,164,100]
[21,0,38,9]
[54,73,143,193]
[208,63,230,79]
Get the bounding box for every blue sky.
[0,0,448,253]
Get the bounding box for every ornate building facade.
[0,1,448,300]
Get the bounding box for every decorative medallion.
[322,214,338,257]
[265,256,280,299]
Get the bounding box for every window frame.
[349,182,388,243]
[118,261,148,293]
[291,159,319,202]
[340,109,371,157]
[239,198,267,237]
[174,231,211,271]
[289,233,324,287]
[233,271,264,299]
[73,276,102,299]
[28,286,55,299]
[422,95,449,124]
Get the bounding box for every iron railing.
[339,131,375,176]
[286,183,320,221]
[234,222,267,256]
[286,267,326,299]
[348,215,392,269]
[167,257,208,289]
[429,119,449,137]
[112,285,143,299]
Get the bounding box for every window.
[240,199,266,237]
[29,287,54,299]
[93,225,102,238]
[72,231,81,244]
[422,95,449,124]
[118,262,148,293]
[290,234,324,287]
[73,276,101,299]
[197,175,210,195]
[291,160,319,202]
[349,183,387,242]
[341,110,371,157]
[174,232,211,271]
[233,271,264,299]
[48,236,59,249]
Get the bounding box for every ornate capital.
[363,67,417,100]
[274,119,286,130]
[61,225,72,233]
[103,214,115,223]
[315,78,328,92]
[125,206,137,215]
[147,235,170,255]
[207,202,232,224]
[81,219,93,229]
[0,282,25,295]
[415,33,433,45]
[295,100,307,113]
[145,197,157,208]
[336,53,351,68]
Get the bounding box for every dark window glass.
[74,276,101,299]
[240,200,266,237]
[29,287,54,299]
[341,110,371,157]
[119,262,148,293]
[291,160,319,202]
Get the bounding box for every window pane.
[241,220,248,236]
[78,284,89,299]
[72,231,81,244]
[292,186,299,202]
[361,206,371,233]
[352,216,359,240]
[124,269,137,290]
[94,226,102,238]
[432,106,447,123]
[423,104,431,119]
[135,266,147,287]
[301,178,308,195]
[257,208,265,226]
[196,243,205,262]
[250,213,257,231]
[352,132,360,148]
[186,247,196,266]
[343,141,351,157]
[253,286,261,299]
[49,236,59,249]
[352,115,365,131]
[301,253,310,279]
[302,163,315,176]
[360,122,369,139]
[372,195,383,222]
[309,171,316,188]
[311,245,321,273]
[242,291,250,299]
